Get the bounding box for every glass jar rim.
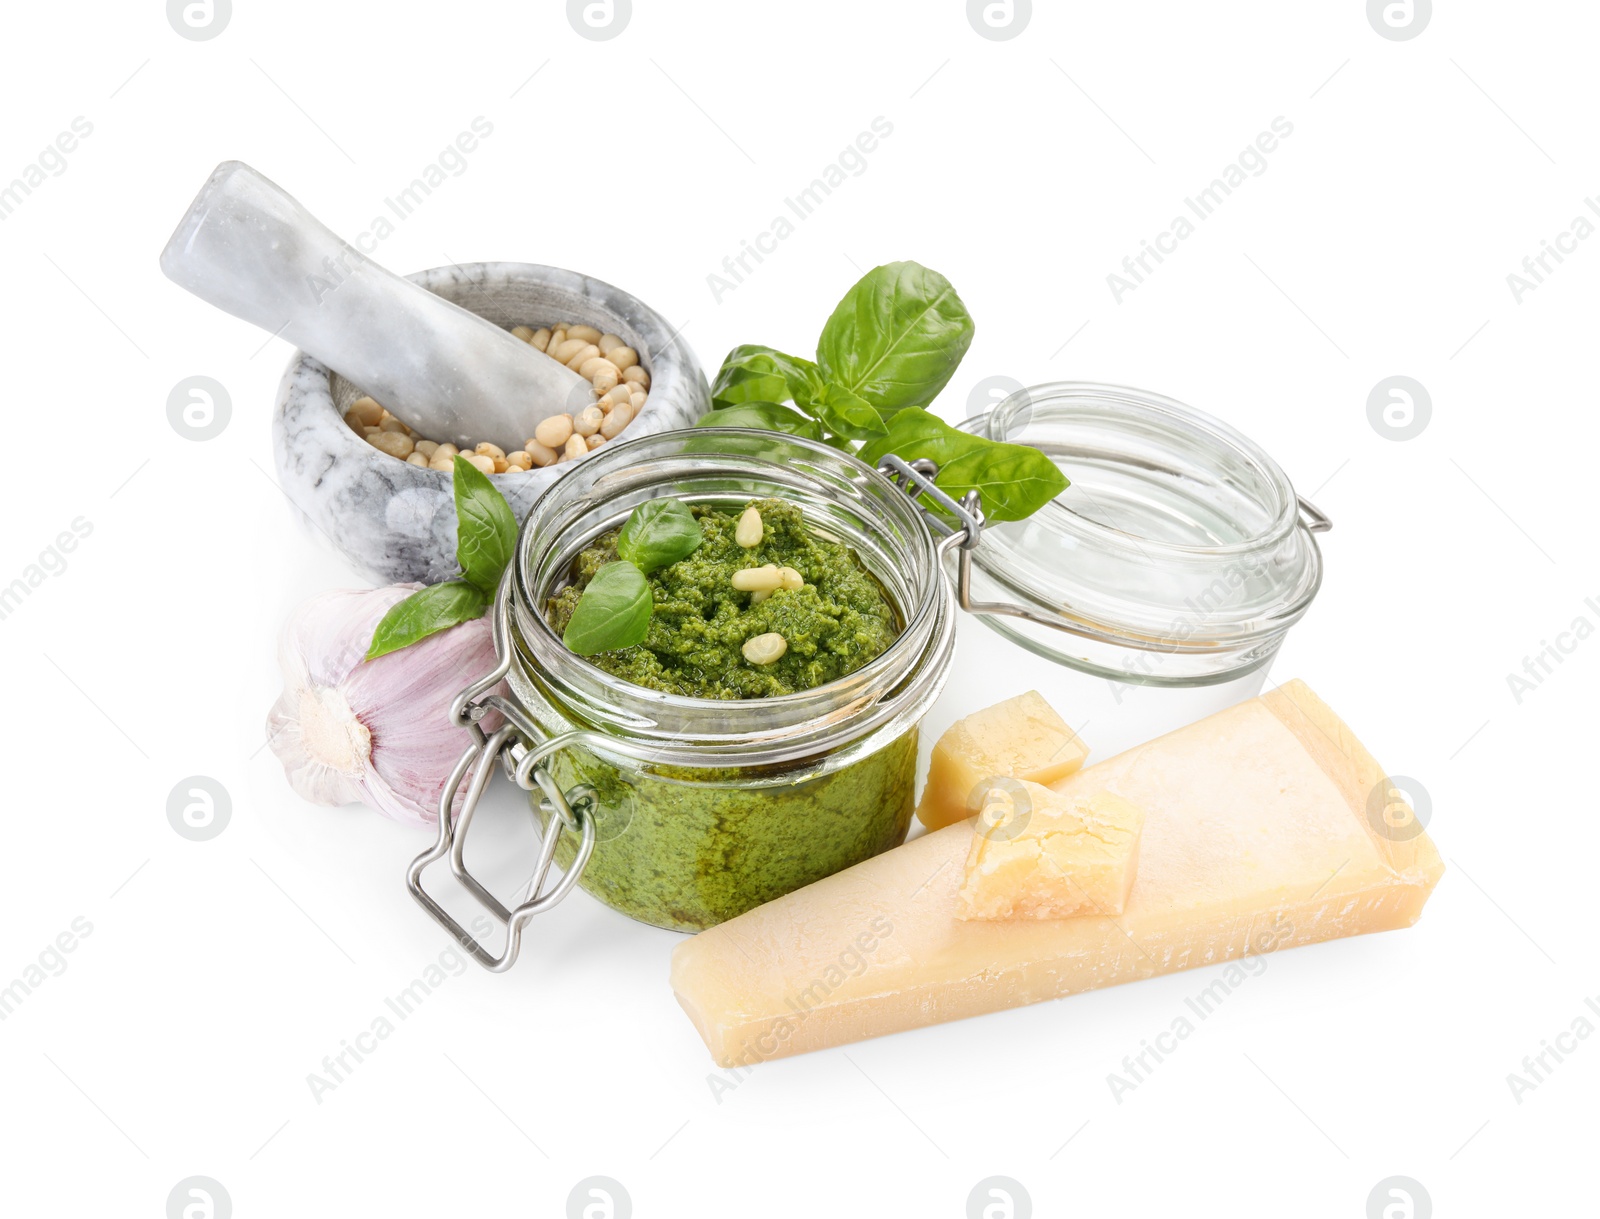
[505,429,956,766]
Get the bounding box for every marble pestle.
[159,160,593,450]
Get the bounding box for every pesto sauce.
[545,499,899,699]
[539,728,918,932]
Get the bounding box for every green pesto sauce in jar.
[538,728,918,931]
[544,499,900,699]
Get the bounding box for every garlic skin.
[266,584,504,827]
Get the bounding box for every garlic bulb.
[266,584,505,827]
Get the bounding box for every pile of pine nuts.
[343,322,650,475]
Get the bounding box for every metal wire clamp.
[404,579,598,972]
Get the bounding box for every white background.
[1,1,1593,1215]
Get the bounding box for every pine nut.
[563,434,588,461]
[601,385,633,409]
[406,451,429,467]
[579,356,620,382]
[600,403,632,439]
[524,439,558,467]
[506,451,533,470]
[609,347,639,372]
[464,453,496,475]
[531,328,552,352]
[435,443,459,459]
[574,406,604,437]
[535,414,575,448]
[369,431,414,458]
[563,344,601,372]
[551,338,588,364]
[749,589,771,605]
[630,390,646,412]
[731,565,783,592]
[742,632,787,665]
[735,506,763,548]
[475,441,506,461]
[381,417,409,434]
[777,566,803,590]
[414,440,439,459]
[593,369,620,394]
[349,396,384,426]
[621,365,649,386]
[429,456,454,472]
[511,325,536,342]
[587,434,606,451]
[567,324,603,345]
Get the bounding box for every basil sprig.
[617,498,704,573]
[563,500,704,656]
[699,261,1067,523]
[366,456,518,659]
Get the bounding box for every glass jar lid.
[955,382,1327,684]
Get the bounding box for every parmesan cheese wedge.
[917,690,1090,831]
[671,681,1443,1067]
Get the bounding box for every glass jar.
[925,382,1328,761]
[409,430,957,955]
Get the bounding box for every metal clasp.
[405,579,598,972]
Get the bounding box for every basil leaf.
[616,499,703,574]
[562,560,653,656]
[365,580,489,660]
[931,443,1069,523]
[811,382,887,442]
[858,406,985,469]
[452,455,518,596]
[816,262,975,414]
[710,345,825,412]
[693,401,823,439]
[859,407,1068,523]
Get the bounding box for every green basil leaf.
[453,455,518,596]
[692,401,823,439]
[816,262,975,414]
[811,382,888,442]
[931,444,1070,523]
[858,407,1068,523]
[858,406,984,468]
[562,560,653,656]
[616,499,703,574]
[710,345,825,412]
[365,580,490,660]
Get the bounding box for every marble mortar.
[273,262,710,585]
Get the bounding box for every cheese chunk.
[958,786,1145,920]
[671,681,1443,1067]
[917,690,1089,831]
